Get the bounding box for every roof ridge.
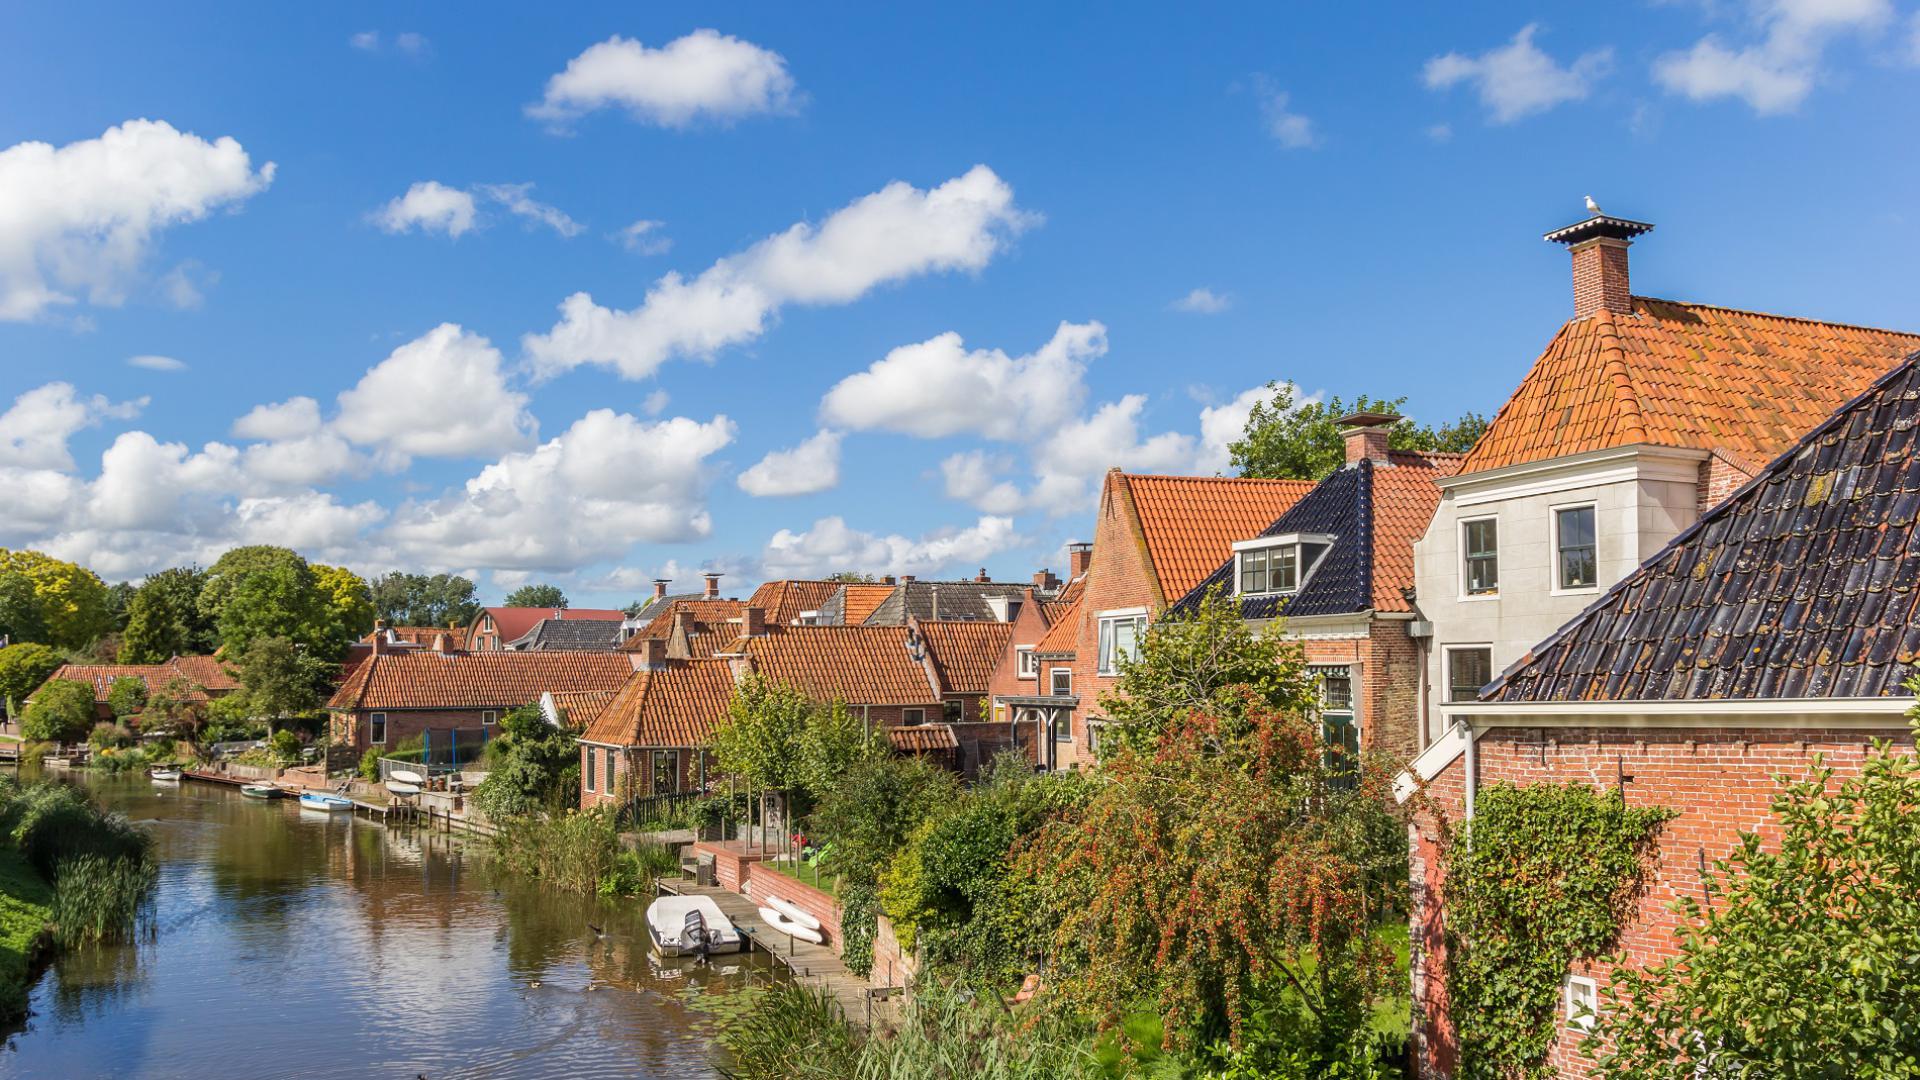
[1120,472,1315,485]
[1594,309,1648,445]
[1634,295,1920,340]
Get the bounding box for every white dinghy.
[645,894,744,958]
[757,895,826,945]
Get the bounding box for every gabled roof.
[1118,473,1316,603]
[327,651,635,711]
[1173,451,1460,620]
[628,592,701,624]
[837,583,896,625]
[1488,353,1920,703]
[165,654,240,691]
[620,599,743,659]
[1035,597,1082,656]
[747,580,847,625]
[504,618,625,652]
[473,606,628,644]
[38,655,238,703]
[736,625,938,706]
[361,625,471,652]
[917,620,1015,695]
[1460,298,1920,475]
[580,660,738,748]
[547,689,620,732]
[889,724,959,752]
[862,581,1034,625]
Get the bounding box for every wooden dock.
[658,878,896,1028]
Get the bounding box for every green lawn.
[759,858,838,898]
[0,846,52,1020]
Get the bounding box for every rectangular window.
[584,745,596,793]
[944,699,963,724]
[482,710,497,727]
[1097,614,1147,675]
[1556,505,1597,590]
[1052,713,1071,743]
[1016,646,1036,679]
[992,702,1005,724]
[1239,546,1267,594]
[1313,666,1359,786]
[1050,667,1072,696]
[1447,647,1493,703]
[1565,976,1599,1031]
[604,748,617,794]
[903,708,926,726]
[651,750,679,795]
[369,712,387,745]
[1463,518,1499,595]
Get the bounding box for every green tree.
[197,546,326,657]
[0,572,48,646]
[502,583,567,609]
[1229,382,1488,480]
[118,566,216,663]
[105,677,148,721]
[0,549,113,651]
[369,571,481,628]
[795,699,886,799]
[0,643,64,716]
[105,580,137,631]
[141,676,204,738]
[311,564,375,649]
[228,636,323,731]
[21,679,97,743]
[1098,587,1318,758]
[469,705,579,819]
[710,675,816,794]
[1594,710,1920,1079]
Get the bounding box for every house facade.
[464,604,631,652]
[1413,212,1920,745]
[1402,353,1920,1078]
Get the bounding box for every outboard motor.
[682,908,710,961]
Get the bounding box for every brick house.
[464,604,630,652]
[33,654,240,721]
[1401,352,1920,1077]
[1029,470,1313,766]
[326,641,636,754]
[1169,419,1460,763]
[576,655,738,807]
[1412,210,1920,746]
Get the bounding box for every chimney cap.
[1544,214,1654,247]
[1335,411,1402,430]
[1066,541,1092,553]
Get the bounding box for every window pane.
[1448,648,1492,702]
[1240,549,1266,593]
[1097,620,1114,669]
[1557,507,1597,589]
[1115,618,1140,665]
[585,746,596,791]
[1274,546,1299,591]
[1319,672,1353,710]
[1464,519,1499,594]
[1052,669,1071,695]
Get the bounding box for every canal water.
[0,772,770,1079]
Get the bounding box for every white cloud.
[0,383,144,470]
[476,182,584,237]
[1255,82,1318,148]
[333,323,536,460]
[127,354,186,372]
[158,260,215,308]
[351,31,380,51]
[386,409,737,571]
[233,492,385,551]
[642,389,670,416]
[372,181,478,238]
[0,119,274,321]
[529,30,799,129]
[1654,0,1890,114]
[762,515,1020,580]
[1424,25,1611,123]
[737,430,841,496]
[615,219,671,255]
[87,431,241,530]
[232,396,322,441]
[395,32,429,56]
[939,451,1025,515]
[820,321,1102,441]
[1194,384,1276,475]
[239,433,362,487]
[1171,287,1230,314]
[1425,122,1454,142]
[524,165,1033,380]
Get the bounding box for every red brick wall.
[985,595,1051,703]
[1570,238,1630,319]
[1411,724,1901,1078]
[331,708,498,754]
[1065,475,1163,763]
[1696,455,1754,511]
[744,864,842,945]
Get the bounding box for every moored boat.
[384,780,421,797]
[240,783,283,799]
[757,904,826,945]
[646,895,744,957]
[298,792,352,812]
[148,767,183,782]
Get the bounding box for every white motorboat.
[757,904,826,945]
[148,767,183,782]
[646,895,744,957]
[299,792,353,812]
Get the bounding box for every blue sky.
[3,2,1919,605]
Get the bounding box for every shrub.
[0,642,63,716]
[21,679,96,743]
[490,808,625,895]
[469,706,575,819]
[268,729,301,767]
[89,721,134,750]
[596,843,678,898]
[358,746,382,781]
[88,748,152,774]
[105,676,147,720]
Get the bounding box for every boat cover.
[647,895,741,950]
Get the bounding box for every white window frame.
[1050,667,1073,696]
[1550,501,1600,595]
[1565,975,1599,1031]
[1460,515,1500,599]
[369,712,387,745]
[1051,711,1072,743]
[481,709,498,727]
[1444,644,1494,704]
[902,707,926,726]
[1231,534,1335,598]
[584,744,597,793]
[1096,608,1149,675]
[1016,646,1037,679]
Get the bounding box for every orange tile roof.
[746,580,845,625]
[621,599,744,659]
[1121,473,1315,602]
[474,606,628,645]
[547,689,620,732]
[739,625,938,706]
[327,651,635,711]
[1052,576,1086,606]
[580,660,739,748]
[362,625,470,650]
[1371,451,1463,611]
[1460,298,1920,475]
[1035,597,1082,655]
[889,724,959,752]
[162,654,241,691]
[39,655,239,703]
[838,583,895,625]
[917,620,1014,695]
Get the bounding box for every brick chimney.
[430,632,450,654]
[636,636,668,671]
[1545,209,1654,320]
[742,606,766,637]
[652,578,670,601]
[1032,568,1060,591]
[975,567,991,583]
[703,572,722,599]
[1067,542,1093,579]
[900,574,916,585]
[1338,411,1399,465]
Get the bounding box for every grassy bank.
[0,846,52,1021]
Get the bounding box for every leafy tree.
[21,679,97,743]
[0,643,64,716]
[106,580,137,631]
[0,549,113,651]
[118,566,216,663]
[825,571,875,583]
[502,583,567,609]
[105,677,148,720]
[710,675,816,794]
[1593,711,1920,1079]
[0,572,49,646]
[197,546,327,657]
[469,705,578,819]
[369,571,481,628]
[141,676,204,738]
[228,636,325,730]
[1229,382,1488,481]
[311,563,375,649]
[1099,587,1318,758]
[796,699,886,799]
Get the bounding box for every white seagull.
[1584,194,1602,216]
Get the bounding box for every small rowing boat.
[240,783,283,799]
[148,767,183,782]
[384,780,421,797]
[298,792,352,812]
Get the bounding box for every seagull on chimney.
[1584,195,1602,216]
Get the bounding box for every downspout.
[1459,717,1478,821]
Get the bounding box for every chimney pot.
[976,567,990,583]
[1067,542,1094,579]
[1032,568,1060,591]
[1545,212,1654,320]
[882,575,896,585]
[652,578,670,601]
[703,572,722,599]
[1337,411,1400,465]
[900,574,916,585]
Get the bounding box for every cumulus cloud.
[0,119,274,321]
[475,183,584,237]
[615,219,671,254]
[1654,0,1890,114]
[737,430,842,496]
[1194,384,1275,475]
[333,323,536,461]
[372,181,479,238]
[0,383,144,471]
[762,515,1020,580]
[528,30,799,129]
[231,396,322,441]
[385,409,737,571]
[1255,81,1318,148]
[1171,287,1230,314]
[820,321,1102,441]
[1423,25,1611,123]
[352,31,429,57]
[524,165,1033,380]
[939,451,1026,515]
[127,354,187,372]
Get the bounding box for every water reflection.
[0,773,767,1079]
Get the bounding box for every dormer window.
[1232,534,1334,597]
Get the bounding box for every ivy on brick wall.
[839,874,879,979]
[1442,782,1673,1079]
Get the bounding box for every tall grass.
[0,776,156,947]
[49,854,156,947]
[491,808,675,898]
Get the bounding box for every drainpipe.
[1460,718,1478,821]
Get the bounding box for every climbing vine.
[1441,782,1672,1079]
[838,873,879,978]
